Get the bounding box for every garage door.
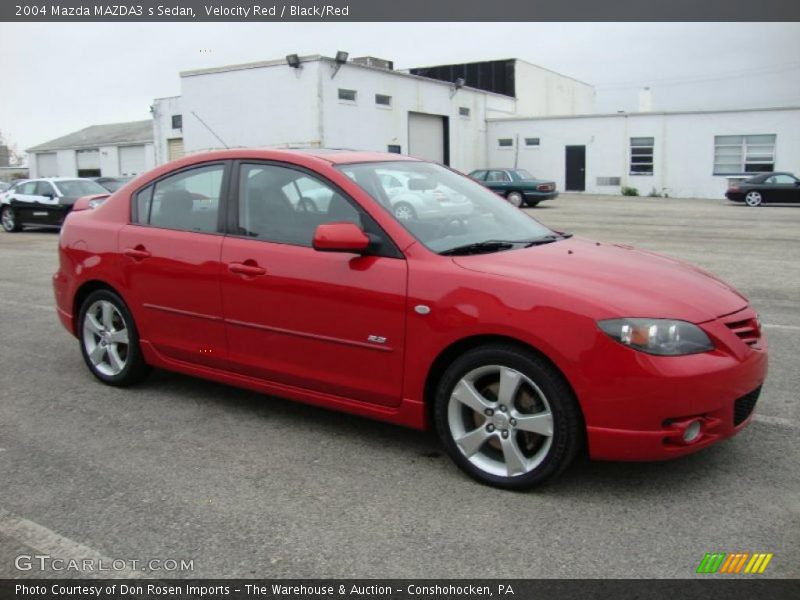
[408,112,448,165]
[167,138,184,162]
[36,153,58,177]
[76,149,100,170]
[119,145,146,176]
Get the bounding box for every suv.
[1,177,108,232]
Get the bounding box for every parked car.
[1,177,108,232]
[0,182,10,193]
[725,172,800,207]
[53,149,767,490]
[93,176,133,193]
[468,168,558,207]
[376,169,472,221]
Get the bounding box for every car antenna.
[191,111,229,149]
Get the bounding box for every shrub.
[621,186,639,196]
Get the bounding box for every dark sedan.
[468,168,558,207]
[725,172,800,207]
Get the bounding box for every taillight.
[537,184,554,192]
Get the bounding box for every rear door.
[11,181,50,224]
[117,162,230,370]
[485,170,511,195]
[220,161,408,406]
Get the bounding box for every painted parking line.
[0,508,142,579]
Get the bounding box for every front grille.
[721,309,761,347]
[734,387,761,426]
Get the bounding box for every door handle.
[123,246,151,260]
[228,262,266,277]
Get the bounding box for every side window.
[147,164,224,233]
[237,163,362,247]
[486,171,509,183]
[768,174,794,184]
[36,182,55,197]
[19,181,38,195]
[133,185,154,224]
[471,170,487,181]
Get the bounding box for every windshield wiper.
[440,234,572,256]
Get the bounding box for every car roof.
[173,148,422,166]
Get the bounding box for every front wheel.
[393,202,417,221]
[78,289,151,387]
[506,191,524,208]
[745,191,763,207]
[1,206,21,232]
[434,344,583,490]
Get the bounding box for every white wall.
[152,96,184,165]
[514,60,595,117]
[487,107,800,199]
[28,144,155,178]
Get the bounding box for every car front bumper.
[580,309,768,461]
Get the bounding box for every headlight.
[88,198,106,209]
[598,318,714,356]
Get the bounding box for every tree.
[0,129,26,166]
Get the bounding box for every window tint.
[36,181,55,196]
[133,185,154,223]
[147,164,224,233]
[767,174,796,184]
[237,163,363,247]
[486,171,510,183]
[470,170,487,181]
[19,181,38,195]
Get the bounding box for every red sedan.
[53,149,768,489]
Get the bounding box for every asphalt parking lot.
[0,193,798,579]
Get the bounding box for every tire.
[526,200,540,208]
[393,202,417,221]
[506,191,524,208]
[434,344,582,490]
[1,206,21,232]
[745,191,763,207]
[78,289,151,387]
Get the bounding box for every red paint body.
[53,149,768,461]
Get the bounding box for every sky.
[0,22,798,155]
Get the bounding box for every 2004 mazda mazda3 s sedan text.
[52,149,768,489]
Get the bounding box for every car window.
[55,179,108,197]
[766,174,796,184]
[146,164,224,233]
[486,170,510,183]
[35,181,55,197]
[19,181,38,195]
[237,163,367,247]
[469,170,487,181]
[511,169,534,180]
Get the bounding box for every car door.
[485,170,511,195]
[117,161,230,370]
[220,161,408,407]
[11,181,48,224]
[765,174,799,203]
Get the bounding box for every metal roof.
[27,120,153,153]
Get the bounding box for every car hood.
[452,236,747,323]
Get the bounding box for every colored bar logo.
[697,552,773,574]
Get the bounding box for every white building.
[153,55,590,172]
[487,105,800,199]
[27,120,155,179]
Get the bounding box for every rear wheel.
[1,206,21,232]
[434,344,582,490]
[506,191,524,208]
[78,289,151,387]
[745,191,763,207]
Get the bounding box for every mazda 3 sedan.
[53,149,768,489]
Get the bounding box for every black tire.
[434,344,582,490]
[393,202,417,221]
[506,191,524,208]
[78,289,151,387]
[1,205,21,232]
[526,200,540,208]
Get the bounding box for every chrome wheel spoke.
[514,411,553,436]
[101,302,115,329]
[455,427,491,458]
[108,328,128,345]
[107,346,125,373]
[497,367,522,407]
[500,435,528,477]
[89,343,106,365]
[85,313,104,335]
[451,379,492,414]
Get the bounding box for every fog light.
[683,420,703,443]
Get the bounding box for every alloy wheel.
[82,300,130,376]
[447,364,554,478]
[745,191,763,207]
[1,207,14,231]
[507,192,523,208]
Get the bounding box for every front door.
[565,145,586,192]
[11,181,59,226]
[220,162,407,407]
[117,162,229,370]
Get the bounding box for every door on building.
[119,145,146,176]
[76,149,101,178]
[565,145,586,192]
[167,138,184,162]
[408,112,450,165]
[36,153,58,177]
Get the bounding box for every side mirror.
[407,177,436,191]
[42,192,54,199]
[312,222,370,254]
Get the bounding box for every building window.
[387,145,402,154]
[630,137,654,175]
[714,134,776,175]
[497,138,513,148]
[375,94,392,107]
[524,137,540,147]
[171,114,182,130]
[338,89,357,102]
[459,107,470,118]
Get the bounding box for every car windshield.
[338,161,556,254]
[511,169,535,180]
[55,179,108,197]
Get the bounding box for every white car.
[1,177,108,232]
[376,169,472,221]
